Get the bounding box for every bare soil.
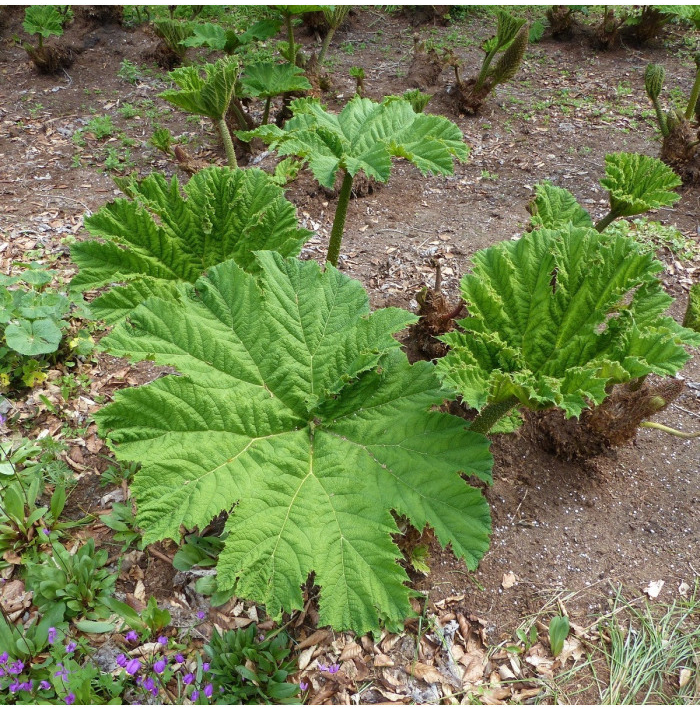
[1,6,699,703]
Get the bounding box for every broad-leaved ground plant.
[1,265,92,390]
[644,59,700,184]
[437,225,700,435]
[159,57,240,166]
[95,253,493,633]
[70,166,311,324]
[529,152,682,232]
[241,96,469,266]
[448,10,529,114]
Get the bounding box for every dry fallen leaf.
[373,653,395,667]
[501,571,517,589]
[298,645,316,671]
[558,636,584,665]
[644,580,664,599]
[678,581,690,597]
[459,651,487,683]
[678,667,692,689]
[406,661,446,685]
[339,642,362,661]
[297,628,331,650]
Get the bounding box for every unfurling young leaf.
[598,152,681,229]
[70,167,311,324]
[240,96,468,265]
[96,253,493,634]
[529,152,681,233]
[160,57,240,166]
[438,225,700,433]
[548,615,570,657]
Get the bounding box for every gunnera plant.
[240,95,468,266]
[644,60,700,184]
[150,18,192,69]
[448,10,529,114]
[159,56,240,167]
[22,5,73,74]
[436,224,700,454]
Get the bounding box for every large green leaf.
[96,253,492,633]
[240,96,469,189]
[529,182,593,230]
[601,152,681,218]
[438,225,700,419]
[160,56,239,121]
[23,5,63,39]
[70,167,311,324]
[241,62,312,99]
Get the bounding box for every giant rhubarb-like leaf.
[70,167,311,323]
[96,253,492,633]
[438,225,700,426]
[239,96,469,189]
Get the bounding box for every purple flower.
[317,663,329,672]
[175,653,185,663]
[204,683,213,698]
[40,680,51,690]
[328,663,340,674]
[116,653,128,668]
[9,680,21,692]
[42,528,51,535]
[183,672,194,685]
[0,668,5,677]
[142,677,156,694]
[65,641,77,653]
[125,630,139,643]
[125,658,141,676]
[0,651,7,664]
[8,660,24,675]
[55,664,69,681]
[191,689,200,701]
[201,662,210,672]
[196,610,206,620]
[48,627,57,644]
[153,658,167,674]
[20,681,33,692]
[64,692,76,705]
[300,681,309,691]
[157,635,168,646]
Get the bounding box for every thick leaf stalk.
[684,54,700,121]
[326,170,353,267]
[216,118,237,167]
[469,396,520,434]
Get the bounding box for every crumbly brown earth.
[1,6,699,704]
